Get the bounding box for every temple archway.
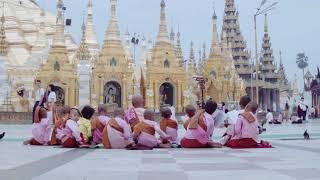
[159,82,174,106]
[104,81,122,107]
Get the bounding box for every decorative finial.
[264,13,268,33]
[212,1,217,20]
[161,0,166,8]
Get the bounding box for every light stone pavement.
[0,120,320,180]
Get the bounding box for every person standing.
[297,97,307,121]
[284,102,290,122]
[33,80,45,123]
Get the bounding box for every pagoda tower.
[145,0,186,112]
[203,7,244,102]
[36,0,78,107]
[259,14,280,111]
[85,0,100,56]
[222,0,251,80]
[188,41,197,76]
[92,0,133,108]
[76,21,91,106]
[175,29,184,67]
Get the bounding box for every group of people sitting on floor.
[23,94,272,149]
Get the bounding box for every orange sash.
[34,107,41,123]
[133,121,156,137]
[130,110,140,131]
[240,112,256,123]
[91,117,105,133]
[102,118,124,149]
[187,111,207,131]
[160,118,178,132]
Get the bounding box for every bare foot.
[23,139,31,145]
[208,142,223,148]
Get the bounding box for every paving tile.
[141,157,176,164]
[180,162,263,171]
[277,168,320,180]
[138,171,188,180]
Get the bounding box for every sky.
[35,0,320,91]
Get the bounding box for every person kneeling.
[181,100,222,148]
[92,104,110,145]
[102,108,134,149]
[225,102,272,148]
[132,109,170,149]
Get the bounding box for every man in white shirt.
[266,109,274,123]
[33,80,45,123]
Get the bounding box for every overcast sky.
[36,0,320,91]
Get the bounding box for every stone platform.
[0,120,320,180]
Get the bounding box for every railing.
[0,112,32,124]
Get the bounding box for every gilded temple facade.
[0,0,289,113]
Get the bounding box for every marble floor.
[0,120,320,180]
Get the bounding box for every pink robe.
[105,117,134,149]
[231,112,259,143]
[31,118,51,145]
[183,112,215,145]
[56,120,82,144]
[135,119,168,148]
[93,115,110,144]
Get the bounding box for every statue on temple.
[105,87,116,104]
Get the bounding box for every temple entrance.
[54,86,65,106]
[104,81,122,107]
[159,82,174,106]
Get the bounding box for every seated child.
[24,107,51,145]
[181,100,222,148]
[78,105,94,143]
[102,108,134,149]
[56,106,86,148]
[183,105,196,130]
[132,109,170,149]
[159,107,178,144]
[291,112,303,124]
[225,102,272,148]
[92,104,110,144]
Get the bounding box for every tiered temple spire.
[175,28,184,66]
[85,0,99,52]
[210,7,221,56]
[156,0,170,44]
[52,0,65,47]
[104,0,121,42]
[260,14,278,83]
[76,21,91,61]
[278,51,288,85]
[188,41,197,75]
[222,0,251,79]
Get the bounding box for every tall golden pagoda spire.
[210,4,221,56]
[104,0,121,42]
[156,0,170,44]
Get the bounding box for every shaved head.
[132,94,144,108]
[144,109,155,121]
